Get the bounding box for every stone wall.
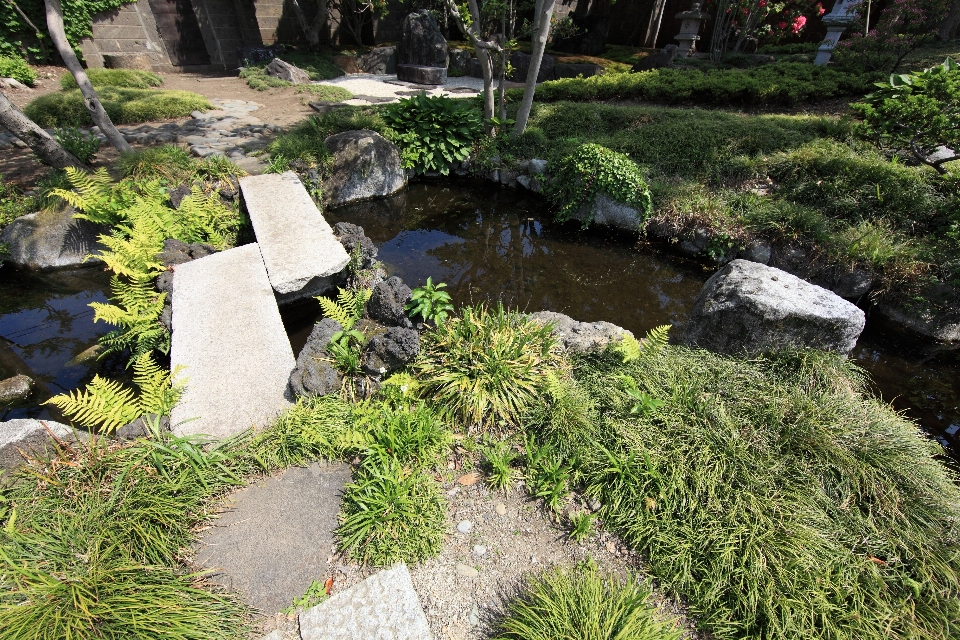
[80,0,172,69]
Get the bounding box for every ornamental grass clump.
[415,303,566,431]
[497,562,683,640]
[532,335,960,640]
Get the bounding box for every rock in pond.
[529,311,634,354]
[0,419,85,472]
[361,327,420,376]
[367,276,414,328]
[681,259,866,356]
[289,319,344,397]
[575,193,645,233]
[0,205,107,270]
[0,375,34,404]
[323,130,407,208]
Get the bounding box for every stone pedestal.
[815,0,860,65]
[397,64,446,85]
[674,3,710,58]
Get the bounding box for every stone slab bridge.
[170,172,349,439]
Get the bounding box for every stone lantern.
[814,0,860,65]
[675,3,711,58]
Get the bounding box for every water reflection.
[326,179,960,457]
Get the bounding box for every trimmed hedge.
[60,68,163,90]
[0,55,36,85]
[508,63,879,106]
[24,88,211,127]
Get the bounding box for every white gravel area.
[314,73,483,105]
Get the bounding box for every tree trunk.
[513,0,556,137]
[44,0,132,154]
[445,0,500,129]
[0,90,88,170]
[939,0,960,41]
[643,0,666,48]
[289,0,320,48]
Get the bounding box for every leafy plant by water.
[382,93,483,175]
[415,303,566,431]
[406,277,454,324]
[54,126,100,164]
[496,562,682,640]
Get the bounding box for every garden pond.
[3,180,959,457]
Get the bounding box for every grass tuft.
[24,88,211,127]
[60,68,163,90]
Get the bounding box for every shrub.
[415,303,566,431]
[546,143,652,227]
[382,93,482,175]
[0,180,34,233]
[23,88,211,127]
[508,63,877,107]
[496,563,682,640]
[296,83,353,102]
[851,57,960,177]
[535,339,960,640]
[60,68,163,89]
[54,126,100,163]
[0,54,36,85]
[267,107,386,170]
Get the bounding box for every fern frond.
[133,353,183,416]
[317,289,356,329]
[641,325,671,357]
[176,190,241,249]
[614,334,643,363]
[58,167,126,225]
[46,375,140,432]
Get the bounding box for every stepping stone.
[299,563,433,640]
[171,243,295,439]
[239,172,350,303]
[194,462,352,615]
[0,419,85,473]
[309,101,349,114]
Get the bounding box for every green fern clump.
[46,353,182,433]
[52,167,135,226]
[614,324,670,363]
[316,287,372,330]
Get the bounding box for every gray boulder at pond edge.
[289,318,344,397]
[299,562,433,640]
[323,130,407,208]
[681,259,866,355]
[397,9,448,68]
[0,375,34,404]
[0,419,84,472]
[0,205,106,270]
[529,311,634,354]
[575,193,645,233]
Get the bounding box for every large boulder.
[576,193,645,233]
[398,10,448,68]
[367,276,414,328]
[681,260,866,356]
[359,46,398,74]
[0,419,85,472]
[289,319,344,397]
[361,327,420,376]
[529,311,634,354]
[631,45,679,72]
[265,58,311,84]
[0,205,107,270]
[510,51,556,83]
[323,130,407,208]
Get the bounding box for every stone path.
[170,243,295,439]
[239,172,349,303]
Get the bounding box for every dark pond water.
[317,179,960,456]
[0,268,122,422]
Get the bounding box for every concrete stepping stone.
[299,563,433,640]
[171,243,294,439]
[194,462,352,615]
[239,172,350,303]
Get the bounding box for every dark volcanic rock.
[333,222,378,269]
[362,327,420,376]
[631,45,679,72]
[289,319,344,397]
[367,277,413,328]
[398,10,448,68]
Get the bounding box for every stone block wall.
[80,0,171,69]
[192,0,258,67]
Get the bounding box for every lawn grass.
[60,68,163,90]
[526,340,960,640]
[24,87,211,127]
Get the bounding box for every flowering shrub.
[704,0,826,59]
[834,0,951,73]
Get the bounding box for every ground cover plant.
[24,87,211,127]
[59,68,163,90]
[238,51,344,91]
[0,54,36,85]
[522,333,960,640]
[0,179,34,233]
[382,93,483,175]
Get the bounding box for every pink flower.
[792,15,807,32]
[759,0,766,6]
[778,20,788,28]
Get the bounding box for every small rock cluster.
[288,224,421,398]
[0,374,34,404]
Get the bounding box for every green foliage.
[54,126,100,163]
[60,68,163,89]
[415,303,567,431]
[24,88,211,127]
[316,287,371,330]
[116,145,196,184]
[851,57,960,176]
[0,0,138,61]
[327,329,365,375]
[524,436,572,513]
[46,352,182,432]
[481,439,519,491]
[281,580,329,615]
[496,562,682,640]
[406,276,453,324]
[0,54,35,84]
[567,511,596,541]
[512,63,877,107]
[546,143,652,228]
[337,402,448,566]
[267,107,386,170]
[0,179,34,233]
[382,93,483,175]
[537,343,960,640]
[263,152,291,174]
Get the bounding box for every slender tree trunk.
[513,0,556,137]
[445,0,501,130]
[939,0,960,41]
[44,0,132,154]
[643,0,667,48]
[0,90,87,169]
[289,0,320,48]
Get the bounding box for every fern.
[614,334,643,363]
[316,287,372,330]
[53,167,133,226]
[46,353,183,433]
[46,376,141,432]
[614,325,671,363]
